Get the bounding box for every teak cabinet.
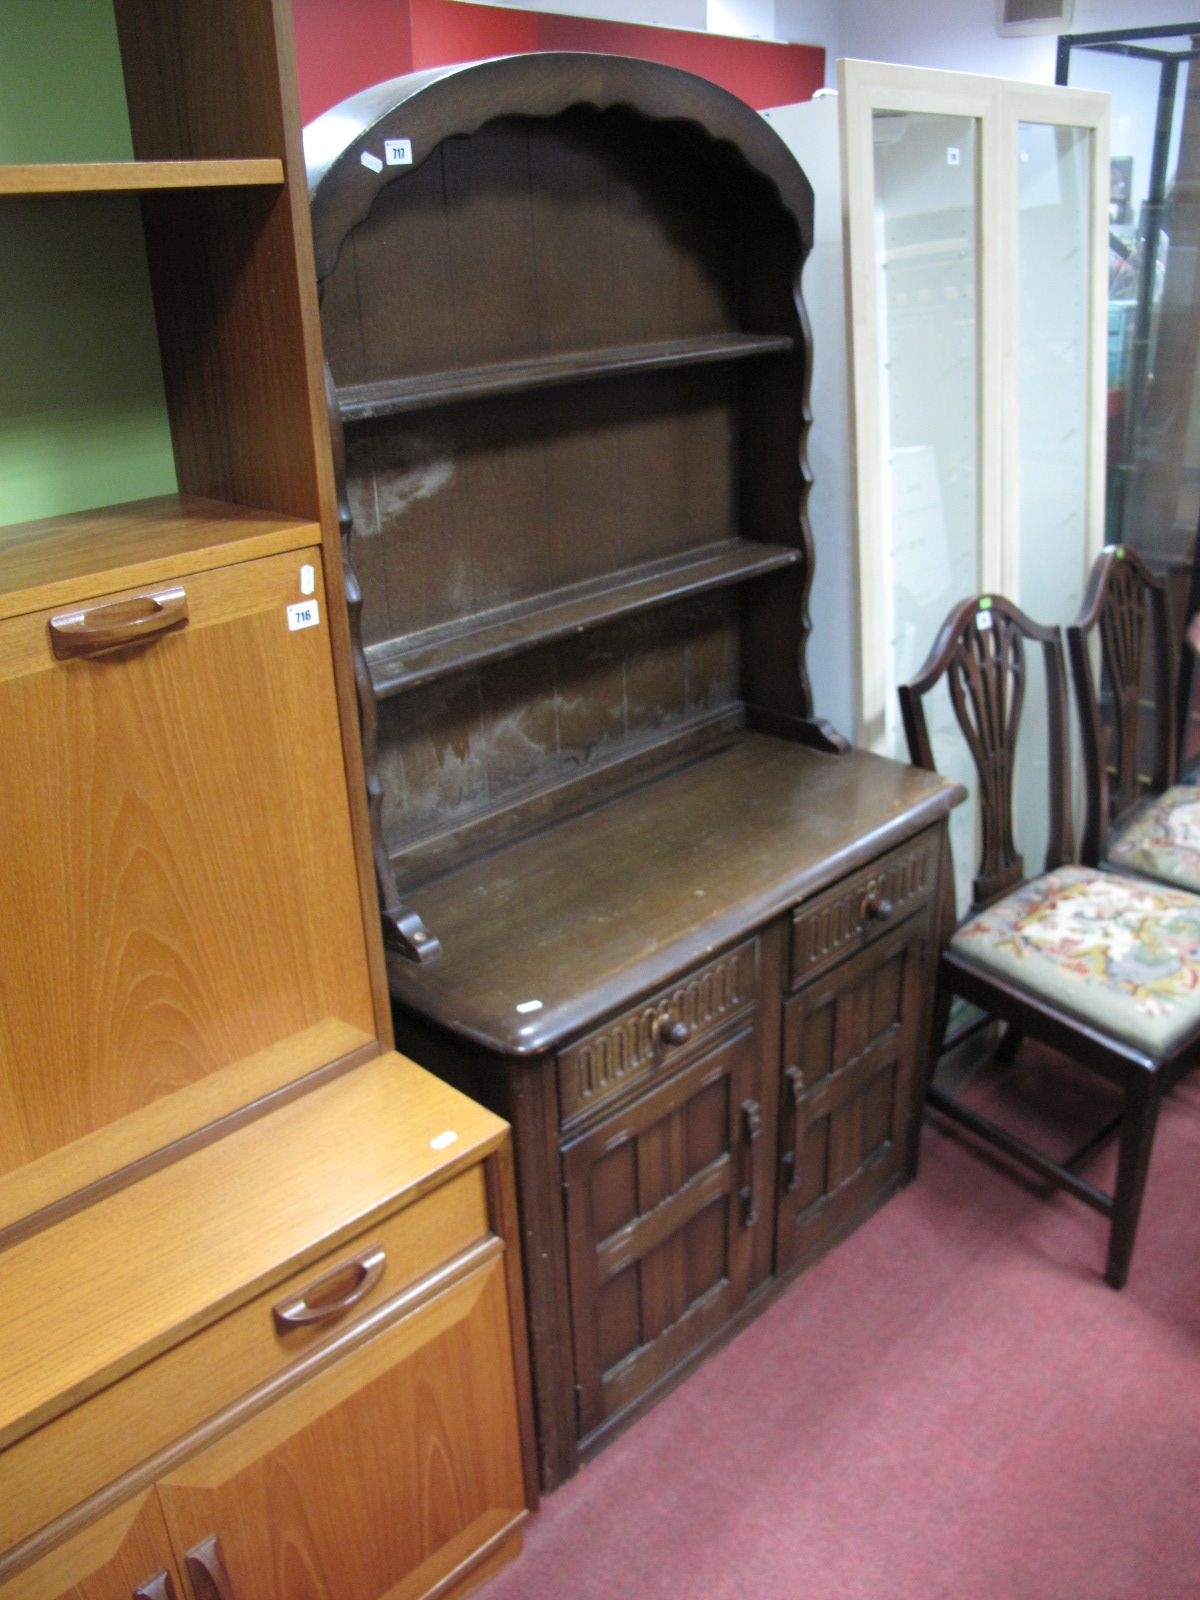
[0,4,533,1597]
[308,52,961,1491]
[2,1058,533,1600]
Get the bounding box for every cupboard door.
[0,548,375,1180]
[776,911,931,1275]
[155,1258,527,1600]
[3,1494,182,1600]
[561,1023,761,1444]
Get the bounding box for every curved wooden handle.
[272,1244,386,1332]
[184,1536,234,1600]
[49,586,188,659]
[133,1572,177,1600]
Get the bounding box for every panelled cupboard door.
[155,1258,527,1600]
[776,911,931,1275]
[3,1493,182,1600]
[0,548,376,1180]
[562,1023,761,1442]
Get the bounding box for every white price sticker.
[385,138,413,166]
[360,150,383,173]
[287,600,321,632]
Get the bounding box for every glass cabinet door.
[841,60,1107,909]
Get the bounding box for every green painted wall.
[0,1,178,529]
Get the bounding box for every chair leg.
[995,1026,1023,1064]
[1105,1075,1162,1290]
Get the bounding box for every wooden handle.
[133,1573,177,1600]
[781,1065,803,1194]
[657,1013,691,1048]
[49,586,188,659]
[739,1098,762,1227]
[184,1536,234,1600]
[864,889,894,921]
[272,1244,386,1332]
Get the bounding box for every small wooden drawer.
[789,829,940,992]
[0,1166,491,1555]
[558,937,759,1133]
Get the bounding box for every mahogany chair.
[900,592,1200,1288]
[1068,543,1200,894]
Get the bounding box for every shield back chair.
[1067,543,1200,893]
[900,592,1200,1289]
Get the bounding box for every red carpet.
[481,1058,1200,1600]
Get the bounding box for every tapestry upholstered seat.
[901,592,1200,1289]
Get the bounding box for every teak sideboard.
[308,53,961,1491]
[0,5,534,1598]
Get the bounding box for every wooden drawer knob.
[657,1013,691,1048]
[865,889,894,921]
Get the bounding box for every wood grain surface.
[0,1055,507,1452]
[0,549,374,1181]
[0,1494,180,1600]
[0,161,282,195]
[155,1259,527,1600]
[0,497,321,621]
[1,1166,490,1550]
[388,734,960,1054]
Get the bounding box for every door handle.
[272,1244,386,1332]
[49,586,189,659]
[184,1535,234,1600]
[133,1573,177,1600]
[739,1098,762,1227]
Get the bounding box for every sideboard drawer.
[558,937,760,1134]
[1,1165,491,1552]
[789,829,940,991]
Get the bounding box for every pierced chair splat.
[900,592,1200,1289]
[1068,542,1200,894]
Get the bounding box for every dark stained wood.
[563,1021,758,1441]
[387,735,955,1055]
[776,911,932,1274]
[901,589,1200,1289]
[900,594,1072,912]
[366,541,798,697]
[337,334,794,420]
[312,53,962,1491]
[1067,543,1177,870]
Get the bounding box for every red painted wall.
[536,15,822,110]
[292,0,413,120]
[410,0,538,71]
[293,0,823,125]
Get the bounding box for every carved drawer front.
[0,1167,491,1557]
[789,828,939,992]
[558,937,759,1133]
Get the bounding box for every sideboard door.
[561,1022,762,1445]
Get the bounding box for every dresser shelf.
[366,538,800,697]
[336,331,795,421]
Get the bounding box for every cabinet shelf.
[337,332,795,421]
[366,538,800,697]
[0,495,322,620]
[0,160,284,196]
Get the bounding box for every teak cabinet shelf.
[0,4,534,1597]
[309,52,960,1492]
